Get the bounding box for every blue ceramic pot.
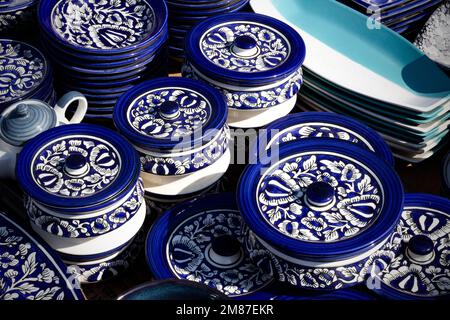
[238,139,404,290]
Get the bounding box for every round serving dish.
[370,193,450,300]
[257,112,394,166]
[146,193,274,297]
[238,139,404,290]
[114,77,230,196]
[37,0,168,55]
[183,13,306,128]
[16,123,146,259]
[118,279,228,300]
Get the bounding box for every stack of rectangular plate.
[251,0,450,163]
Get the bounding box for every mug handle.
[53,91,88,124]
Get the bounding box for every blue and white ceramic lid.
[0,212,85,300]
[372,193,450,300]
[0,39,50,105]
[443,152,450,195]
[16,124,140,212]
[146,193,274,297]
[260,112,394,166]
[185,13,306,86]
[238,139,404,261]
[114,77,228,152]
[0,100,57,147]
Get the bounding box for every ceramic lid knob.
[158,101,180,120]
[64,153,89,177]
[0,100,57,146]
[305,182,336,210]
[231,35,259,57]
[208,235,243,268]
[406,235,435,264]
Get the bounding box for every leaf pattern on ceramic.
[377,207,450,297]
[128,87,212,139]
[0,41,45,103]
[0,215,82,300]
[26,179,144,238]
[31,137,120,197]
[51,0,154,49]
[167,210,272,296]
[182,63,303,109]
[140,126,229,176]
[257,153,383,242]
[200,22,290,72]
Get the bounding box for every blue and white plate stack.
[0,38,55,111]
[166,0,249,61]
[341,0,445,38]
[37,0,169,119]
[0,0,38,37]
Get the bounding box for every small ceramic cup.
[0,91,87,179]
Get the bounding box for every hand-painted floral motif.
[182,63,303,109]
[0,40,46,104]
[51,0,154,49]
[26,179,144,238]
[167,210,272,296]
[31,136,121,197]
[257,153,383,242]
[140,126,229,175]
[200,22,290,72]
[0,213,83,300]
[376,207,450,298]
[128,86,213,139]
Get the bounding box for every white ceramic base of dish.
[141,149,231,196]
[31,202,146,257]
[228,96,297,128]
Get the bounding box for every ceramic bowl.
[238,139,404,290]
[16,124,146,260]
[146,193,274,297]
[182,13,306,128]
[114,77,230,196]
[369,193,450,300]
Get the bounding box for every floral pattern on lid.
[50,0,155,50]
[200,21,290,73]
[374,194,450,299]
[0,39,47,104]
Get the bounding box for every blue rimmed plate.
[0,212,85,300]
[145,193,274,297]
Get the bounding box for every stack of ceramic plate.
[37,0,169,119]
[0,0,37,37]
[251,0,450,163]
[341,0,444,37]
[0,38,55,111]
[167,0,249,61]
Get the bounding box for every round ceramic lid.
[185,13,306,86]
[146,193,274,297]
[0,39,49,105]
[0,212,85,300]
[372,194,450,300]
[238,139,404,260]
[0,100,56,146]
[114,77,227,152]
[261,112,394,166]
[443,151,450,195]
[16,124,140,212]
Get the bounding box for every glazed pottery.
[16,124,146,263]
[183,12,306,128]
[0,211,85,300]
[114,77,230,196]
[0,91,87,179]
[146,193,274,297]
[370,194,450,300]
[257,111,394,166]
[238,139,404,290]
[118,279,228,300]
